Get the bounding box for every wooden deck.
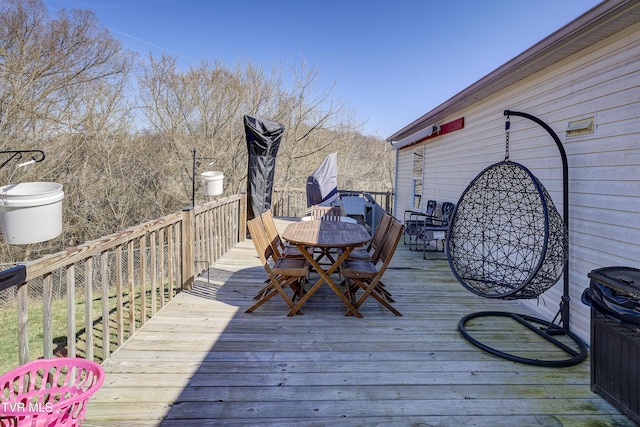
[84,218,634,426]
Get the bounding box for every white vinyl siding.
[395,21,640,343]
[394,148,416,219]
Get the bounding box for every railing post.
[17,282,29,364]
[386,192,392,214]
[181,207,195,290]
[43,274,53,358]
[239,193,247,242]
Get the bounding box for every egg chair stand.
[450,110,587,367]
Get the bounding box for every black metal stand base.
[459,311,588,367]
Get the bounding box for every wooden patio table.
[281,220,371,317]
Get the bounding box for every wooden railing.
[272,189,394,218]
[0,195,246,371]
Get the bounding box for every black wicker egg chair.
[446,110,587,367]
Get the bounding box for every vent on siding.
[566,116,595,137]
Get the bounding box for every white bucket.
[0,182,64,244]
[201,171,224,197]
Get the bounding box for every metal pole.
[192,148,197,208]
[503,110,570,332]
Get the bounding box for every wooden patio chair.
[309,205,343,264]
[341,212,394,301]
[346,213,392,263]
[253,209,309,297]
[245,217,309,314]
[260,209,307,259]
[340,219,405,316]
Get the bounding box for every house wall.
[394,21,640,343]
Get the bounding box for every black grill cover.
[244,115,285,220]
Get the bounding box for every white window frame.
[411,147,424,209]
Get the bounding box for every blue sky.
[43,0,602,138]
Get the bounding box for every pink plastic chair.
[0,357,104,427]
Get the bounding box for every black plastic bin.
[582,266,640,424]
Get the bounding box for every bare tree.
[0,0,134,260]
[138,56,367,200]
[0,0,132,144]
[139,56,286,202]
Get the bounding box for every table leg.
[287,245,362,317]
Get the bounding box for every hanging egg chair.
[448,160,567,300]
[447,110,587,367]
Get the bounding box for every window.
[411,148,424,209]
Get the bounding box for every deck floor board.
[84,218,633,426]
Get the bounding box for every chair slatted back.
[260,209,284,258]
[368,214,393,263]
[310,205,342,221]
[378,219,405,269]
[247,217,275,266]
